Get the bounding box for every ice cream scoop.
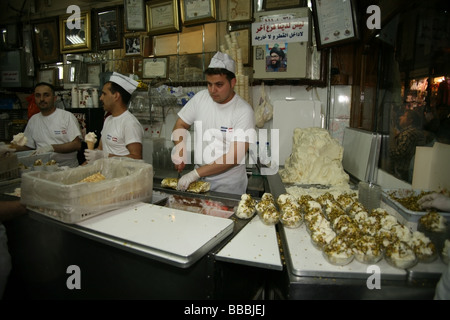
[85,132,97,150]
[11,132,27,146]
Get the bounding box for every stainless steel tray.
[279,223,407,280]
[382,189,450,222]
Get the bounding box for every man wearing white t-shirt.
[172,52,256,195]
[84,72,143,163]
[13,82,82,167]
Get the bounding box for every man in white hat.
[172,52,256,195]
[12,82,82,167]
[84,72,144,163]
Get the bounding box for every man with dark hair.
[12,82,82,167]
[84,72,143,163]
[267,44,287,72]
[389,109,426,182]
[172,52,256,194]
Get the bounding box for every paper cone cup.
[86,141,95,150]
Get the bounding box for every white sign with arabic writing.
[251,17,309,45]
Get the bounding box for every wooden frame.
[263,0,305,10]
[38,68,57,85]
[311,0,359,50]
[228,0,252,22]
[95,6,123,50]
[125,0,146,31]
[142,57,168,79]
[59,11,92,54]
[33,18,60,64]
[146,0,180,35]
[180,0,216,26]
[124,33,143,56]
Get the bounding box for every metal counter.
[2,171,445,300]
[1,177,281,299]
[265,173,445,300]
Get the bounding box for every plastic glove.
[418,193,450,212]
[35,145,54,154]
[84,149,109,163]
[177,169,200,191]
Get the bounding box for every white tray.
[76,202,234,268]
[280,223,407,280]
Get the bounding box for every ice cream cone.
[87,141,95,150]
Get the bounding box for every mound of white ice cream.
[11,132,27,146]
[279,128,349,186]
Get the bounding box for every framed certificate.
[312,0,359,49]
[146,0,180,35]
[125,0,146,31]
[180,0,216,26]
[228,0,252,22]
[263,0,305,10]
[143,57,168,79]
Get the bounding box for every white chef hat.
[208,52,235,74]
[109,72,138,95]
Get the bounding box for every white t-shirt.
[24,108,82,167]
[178,89,256,195]
[101,110,144,156]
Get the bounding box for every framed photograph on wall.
[95,6,123,50]
[180,0,216,26]
[59,11,92,54]
[228,0,252,22]
[147,0,180,35]
[125,0,146,31]
[263,0,305,10]
[124,34,143,56]
[33,19,60,64]
[311,0,359,49]
[142,57,168,79]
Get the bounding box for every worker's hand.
[84,149,108,164]
[177,169,200,191]
[418,193,450,212]
[35,145,54,154]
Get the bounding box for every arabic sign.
[251,17,309,45]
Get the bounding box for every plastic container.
[16,150,53,172]
[352,235,384,264]
[384,241,418,269]
[322,235,354,266]
[382,188,450,222]
[0,152,19,181]
[21,158,154,224]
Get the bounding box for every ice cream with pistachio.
[85,132,97,150]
